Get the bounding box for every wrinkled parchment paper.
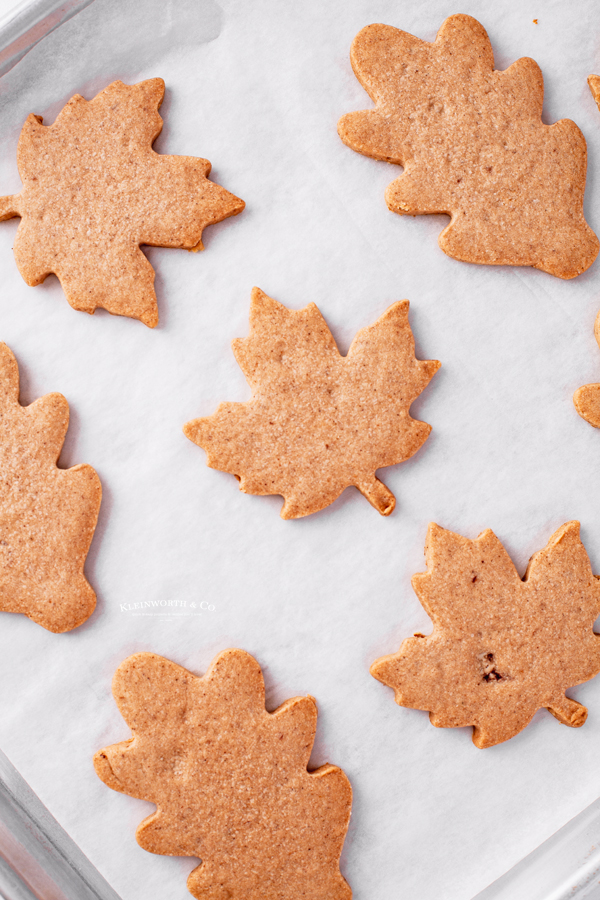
[1,1,600,898]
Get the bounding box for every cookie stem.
[357,477,395,516]
[547,695,587,728]
[0,194,21,220]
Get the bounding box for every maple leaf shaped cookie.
[94,649,352,900]
[338,14,598,279]
[371,522,600,748]
[0,78,244,327]
[0,344,101,632]
[183,287,440,518]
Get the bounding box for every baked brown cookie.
[371,521,600,748]
[338,15,598,279]
[0,78,245,326]
[0,343,101,632]
[94,649,352,900]
[589,74,600,109]
[573,77,600,425]
[573,311,600,426]
[184,287,440,519]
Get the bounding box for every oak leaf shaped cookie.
[183,287,440,518]
[94,649,352,900]
[338,14,598,279]
[0,78,244,327]
[371,521,600,748]
[0,344,101,632]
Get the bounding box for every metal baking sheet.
[1,1,600,898]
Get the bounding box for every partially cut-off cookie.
[183,287,440,518]
[0,78,245,327]
[0,344,101,632]
[573,78,600,426]
[94,649,352,900]
[573,312,600,426]
[371,522,600,748]
[338,15,598,279]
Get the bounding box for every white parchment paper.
[1,1,600,898]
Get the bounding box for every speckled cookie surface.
[338,14,598,279]
[184,287,440,519]
[0,343,101,632]
[0,78,245,326]
[371,521,600,748]
[94,649,352,900]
